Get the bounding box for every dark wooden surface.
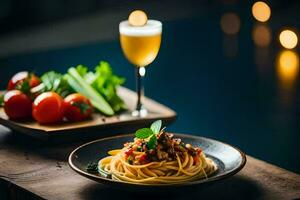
[0,126,299,200]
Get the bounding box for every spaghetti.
[98,121,217,184]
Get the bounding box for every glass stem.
[135,67,145,111]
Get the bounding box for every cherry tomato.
[64,93,93,121]
[4,90,32,119]
[29,75,40,88]
[7,71,40,90]
[32,92,64,124]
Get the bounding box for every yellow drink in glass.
[119,19,162,116]
[120,34,161,67]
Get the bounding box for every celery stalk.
[66,68,114,115]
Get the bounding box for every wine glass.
[119,17,162,117]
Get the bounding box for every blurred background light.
[220,12,241,35]
[252,1,271,22]
[252,24,272,47]
[277,50,299,88]
[279,30,298,49]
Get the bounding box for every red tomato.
[138,154,148,162]
[4,90,32,119]
[7,71,40,90]
[124,148,133,157]
[196,148,202,155]
[32,92,64,124]
[193,155,200,166]
[64,93,93,121]
[29,75,40,88]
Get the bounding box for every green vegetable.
[150,120,162,134]
[16,60,125,116]
[71,101,91,114]
[0,93,4,107]
[86,162,98,173]
[135,128,153,139]
[39,71,73,97]
[67,67,114,115]
[127,157,133,165]
[15,79,31,94]
[91,61,126,112]
[135,120,164,150]
[147,134,157,149]
[14,73,36,95]
[65,62,126,114]
[75,65,88,77]
[66,62,126,114]
[64,74,85,94]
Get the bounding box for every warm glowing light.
[252,24,272,47]
[139,67,146,76]
[277,50,299,88]
[128,10,148,26]
[279,30,298,49]
[220,12,240,35]
[252,1,271,22]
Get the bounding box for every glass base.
[131,108,148,117]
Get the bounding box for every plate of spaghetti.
[69,120,246,191]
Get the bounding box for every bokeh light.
[252,24,272,47]
[139,67,146,76]
[252,1,271,22]
[277,50,299,88]
[220,12,241,35]
[279,30,298,49]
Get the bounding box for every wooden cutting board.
[0,87,176,142]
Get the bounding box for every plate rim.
[68,133,247,187]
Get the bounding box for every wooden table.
[0,126,299,200]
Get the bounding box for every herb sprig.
[0,93,4,107]
[86,162,98,173]
[135,120,163,150]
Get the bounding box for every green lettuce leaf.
[91,61,126,112]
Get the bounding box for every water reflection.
[252,23,272,75]
[252,24,272,47]
[279,29,298,49]
[220,12,241,35]
[276,50,299,89]
[252,1,271,22]
[220,12,240,58]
